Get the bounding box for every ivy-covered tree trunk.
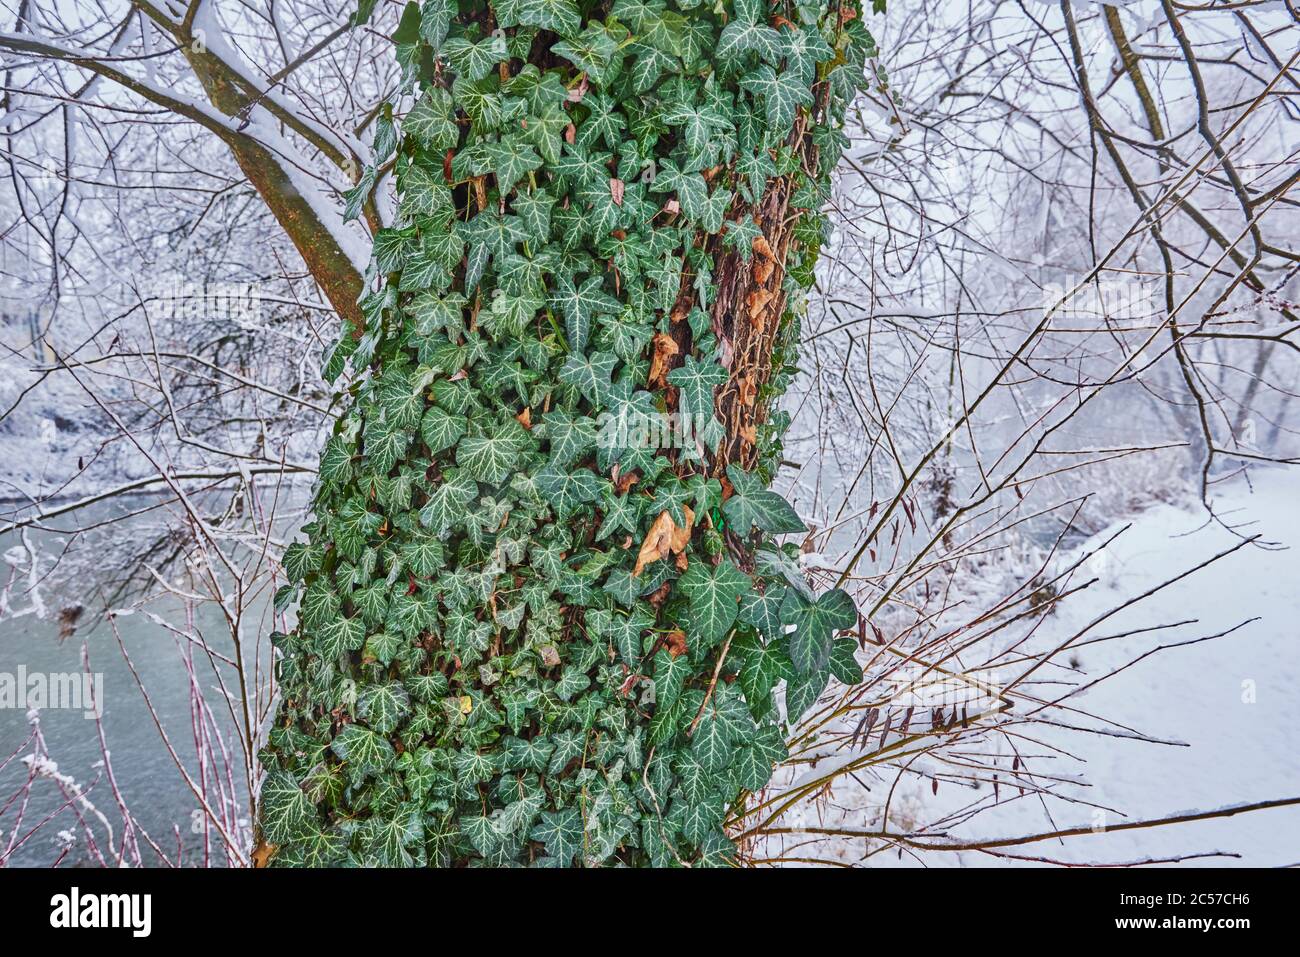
[258,0,877,866]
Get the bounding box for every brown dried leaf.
[252,840,276,868]
[736,375,757,407]
[670,505,693,553]
[610,178,625,206]
[618,672,641,697]
[747,287,775,324]
[647,580,673,610]
[648,332,680,389]
[752,234,776,261]
[664,629,688,659]
[516,406,532,429]
[632,505,694,576]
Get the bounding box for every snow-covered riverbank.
[872,467,1300,866]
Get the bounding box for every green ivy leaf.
[722,465,806,535]
[828,636,864,685]
[282,540,324,582]
[691,710,733,773]
[455,418,530,484]
[364,631,404,666]
[517,0,582,38]
[512,187,557,237]
[717,15,780,65]
[421,404,467,454]
[785,666,829,722]
[330,723,395,777]
[358,682,411,734]
[443,33,509,82]
[317,614,365,659]
[535,464,603,519]
[722,215,763,259]
[740,64,814,130]
[678,559,749,649]
[404,87,459,150]
[554,665,592,701]
[738,583,786,638]
[503,735,554,773]
[613,0,686,55]
[539,409,597,467]
[733,724,787,791]
[782,587,858,675]
[778,24,835,84]
[260,771,317,844]
[461,814,502,857]
[667,354,726,418]
[553,142,610,186]
[366,803,423,866]
[549,274,620,354]
[318,436,354,486]
[653,648,690,711]
[734,632,794,712]
[484,137,543,197]
[419,0,454,51]
[402,535,446,577]
[374,226,415,273]
[552,23,621,84]
[559,350,617,406]
[530,807,584,864]
[364,414,411,475]
[599,605,653,663]
[419,468,479,535]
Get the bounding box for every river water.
[0,496,277,867]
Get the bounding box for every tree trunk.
[257,0,875,867]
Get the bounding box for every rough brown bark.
[711,113,820,475]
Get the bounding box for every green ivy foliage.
[260,0,879,867]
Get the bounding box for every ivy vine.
[259,0,880,867]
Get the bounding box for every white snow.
[879,467,1300,866]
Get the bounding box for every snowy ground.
[875,466,1300,866]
